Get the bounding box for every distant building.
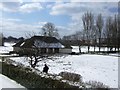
[13,36,72,54]
[0,33,3,46]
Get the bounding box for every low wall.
[59,48,72,54]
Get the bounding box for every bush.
[59,72,82,82]
[85,81,109,89]
[1,62,80,89]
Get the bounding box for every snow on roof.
[34,40,64,48]
[13,36,67,48]
[20,42,25,46]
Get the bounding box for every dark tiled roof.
[13,40,24,47]
[13,36,61,48]
[21,39,34,48]
[31,36,59,43]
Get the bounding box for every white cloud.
[0,2,43,13]
[0,2,20,12]
[38,22,47,27]
[49,2,118,35]
[46,4,53,8]
[0,17,73,38]
[1,0,23,3]
[0,18,41,37]
[50,2,81,15]
[50,2,118,16]
[32,0,46,2]
[70,0,119,2]
[1,2,118,37]
[6,18,22,22]
[2,0,118,2]
[19,3,43,13]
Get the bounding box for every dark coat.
[43,64,49,73]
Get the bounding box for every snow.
[0,42,15,54]
[0,41,24,89]
[20,42,25,46]
[0,43,118,88]
[4,42,16,47]
[10,54,118,88]
[34,40,64,48]
[46,55,118,88]
[0,74,25,89]
[72,46,119,53]
[0,46,13,54]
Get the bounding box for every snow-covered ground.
[0,46,13,54]
[0,43,119,88]
[0,42,24,89]
[10,54,118,88]
[0,58,25,89]
[0,74,25,89]
[0,42,15,54]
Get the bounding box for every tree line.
[3,12,119,54]
[62,12,120,53]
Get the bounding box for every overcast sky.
[0,0,119,38]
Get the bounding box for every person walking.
[43,64,49,73]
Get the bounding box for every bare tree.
[82,12,94,53]
[25,31,36,39]
[73,31,83,53]
[117,14,120,51]
[96,14,104,52]
[103,14,119,52]
[41,22,59,38]
[91,25,98,52]
[111,14,118,51]
[105,16,113,52]
[22,32,49,68]
[26,48,49,68]
[22,41,51,68]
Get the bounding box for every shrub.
[59,72,82,82]
[1,62,80,89]
[85,81,109,89]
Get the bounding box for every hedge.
[1,62,80,90]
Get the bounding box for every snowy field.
[0,43,119,88]
[0,74,25,89]
[10,54,118,88]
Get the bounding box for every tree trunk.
[107,39,110,53]
[94,39,96,52]
[88,45,90,53]
[115,45,117,52]
[79,46,81,53]
[99,38,101,53]
[94,45,95,52]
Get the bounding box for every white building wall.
[59,48,72,54]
